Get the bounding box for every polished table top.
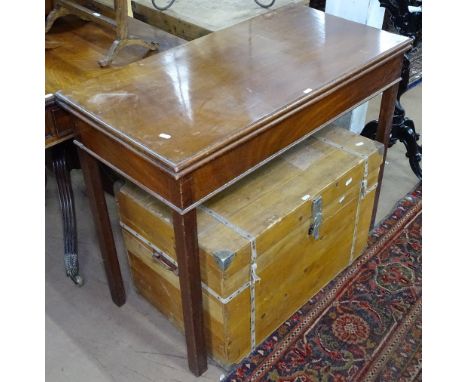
[57,5,409,173]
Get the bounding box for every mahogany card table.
[56,4,411,376]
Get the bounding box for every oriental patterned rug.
[224,185,422,382]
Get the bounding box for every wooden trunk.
[116,125,383,368]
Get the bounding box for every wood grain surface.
[45,13,186,147]
[57,5,410,173]
[53,5,409,374]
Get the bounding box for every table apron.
[70,53,403,213]
[187,54,403,207]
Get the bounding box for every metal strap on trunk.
[120,222,252,304]
[121,213,260,350]
[314,135,378,198]
[198,205,260,351]
[315,135,373,263]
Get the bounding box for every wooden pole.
[115,0,128,40]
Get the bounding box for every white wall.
[325,0,385,133]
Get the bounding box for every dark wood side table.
[56,4,411,376]
[45,15,185,285]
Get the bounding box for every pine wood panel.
[127,251,229,361]
[207,150,363,239]
[118,185,251,298]
[255,197,358,343]
[117,131,368,297]
[124,231,251,366]
[315,123,384,173]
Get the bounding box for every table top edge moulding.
[56,4,411,173]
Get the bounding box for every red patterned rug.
[224,185,422,382]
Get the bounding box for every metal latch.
[308,196,322,240]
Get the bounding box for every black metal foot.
[362,117,422,179]
[52,147,83,287]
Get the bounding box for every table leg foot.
[52,147,83,287]
[98,38,159,68]
[173,210,208,376]
[78,147,126,306]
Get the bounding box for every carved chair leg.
[52,146,83,286]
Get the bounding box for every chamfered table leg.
[78,147,126,307]
[371,82,400,227]
[173,209,208,376]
